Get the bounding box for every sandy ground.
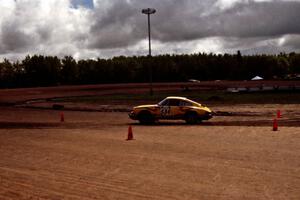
[0,105,300,200]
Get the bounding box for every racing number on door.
[160,106,170,117]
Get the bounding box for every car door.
[167,99,182,119]
[159,99,171,119]
[178,100,193,117]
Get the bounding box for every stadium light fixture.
[142,8,156,95]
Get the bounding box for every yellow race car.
[129,96,213,124]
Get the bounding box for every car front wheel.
[138,111,155,124]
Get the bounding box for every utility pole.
[142,8,156,95]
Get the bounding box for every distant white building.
[251,76,263,81]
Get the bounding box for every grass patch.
[51,90,300,105]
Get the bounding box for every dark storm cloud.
[0,1,53,54]
[0,0,91,59]
[89,0,139,49]
[0,18,56,54]
[213,1,300,38]
[0,20,39,54]
[90,0,300,49]
[89,0,215,49]
[282,35,300,50]
[1,0,300,60]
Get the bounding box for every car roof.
[165,96,201,105]
[166,96,188,100]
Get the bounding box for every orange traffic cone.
[60,112,65,122]
[277,110,281,118]
[127,126,134,140]
[273,118,278,131]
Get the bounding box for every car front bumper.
[202,112,213,120]
[128,111,137,120]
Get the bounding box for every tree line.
[0,52,300,88]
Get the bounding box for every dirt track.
[0,105,300,199]
[1,83,300,199]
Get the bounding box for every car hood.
[134,104,157,109]
[201,106,212,113]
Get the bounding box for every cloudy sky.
[0,0,300,61]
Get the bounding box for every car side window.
[168,99,180,106]
[179,100,193,106]
[158,99,169,106]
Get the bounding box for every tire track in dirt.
[1,106,300,199]
[0,165,183,200]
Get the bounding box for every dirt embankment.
[0,83,300,199]
[1,81,300,104]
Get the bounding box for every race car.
[129,96,213,124]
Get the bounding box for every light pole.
[142,8,156,95]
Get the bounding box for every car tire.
[185,112,199,124]
[138,111,154,124]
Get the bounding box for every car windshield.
[158,98,182,106]
[158,99,168,106]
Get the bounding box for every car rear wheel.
[185,112,199,124]
[138,111,155,124]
